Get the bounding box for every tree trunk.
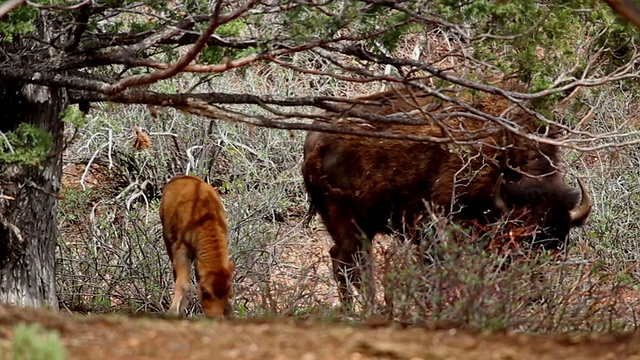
[0,79,66,309]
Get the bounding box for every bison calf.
[159,175,234,318]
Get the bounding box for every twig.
[107,128,114,170]
[126,180,151,223]
[25,180,64,200]
[185,145,203,174]
[0,130,14,153]
[81,143,108,191]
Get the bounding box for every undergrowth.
[1,323,65,360]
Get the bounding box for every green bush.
[5,323,65,360]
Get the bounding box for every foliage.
[6,323,65,360]
[0,6,37,41]
[216,19,246,37]
[0,1,639,134]
[60,105,86,130]
[0,123,53,165]
[437,0,637,83]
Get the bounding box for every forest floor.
[1,304,640,360]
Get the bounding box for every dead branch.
[121,40,329,74]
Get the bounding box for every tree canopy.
[0,0,640,158]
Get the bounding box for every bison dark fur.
[302,83,592,306]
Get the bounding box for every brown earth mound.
[1,305,639,360]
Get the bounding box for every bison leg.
[327,222,375,311]
[168,248,192,316]
[351,237,376,313]
[330,242,359,308]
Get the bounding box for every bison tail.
[301,137,328,228]
[303,202,317,228]
[302,174,321,228]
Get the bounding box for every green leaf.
[0,123,53,165]
[0,6,37,41]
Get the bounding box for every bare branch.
[106,1,259,95]
[95,19,193,66]
[7,56,637,155]
[2,0,639,158]
[119,40,328,74]
[63,2,91,52]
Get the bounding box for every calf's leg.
[168,248,192,316]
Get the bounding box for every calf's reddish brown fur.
[159,175,234,318]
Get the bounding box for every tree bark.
[0,79,66,309]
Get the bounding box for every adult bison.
[302,81,592,306]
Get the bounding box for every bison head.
[198,261,235,318]
[491,173,591,250]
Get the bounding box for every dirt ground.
[1,305,640,360]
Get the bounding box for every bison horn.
[492,173,511,215]
[569,177,591,226]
